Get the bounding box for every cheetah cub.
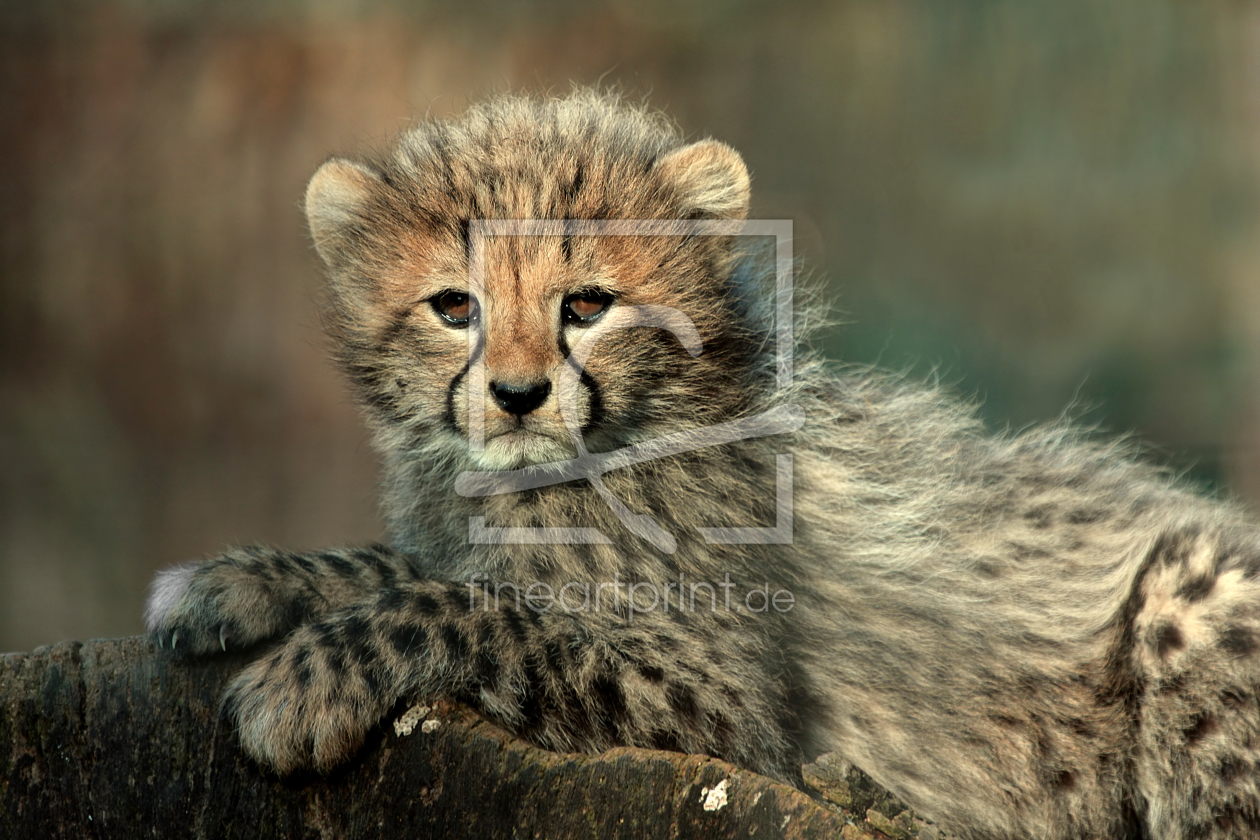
[147,90,1260,839]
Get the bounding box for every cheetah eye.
[430,290,478,327]
[562,289,614,325]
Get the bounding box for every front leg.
[145,544,422,655]
[227,578,803,782]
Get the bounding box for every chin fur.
[469,431,576,470]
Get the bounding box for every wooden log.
[1,637,850,839]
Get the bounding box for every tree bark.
[0,637,850,839]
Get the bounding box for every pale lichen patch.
[393,703,431,737]
[700,778,729,811]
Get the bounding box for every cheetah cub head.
[304,93,763,471]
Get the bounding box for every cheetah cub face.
[304,119,757,470]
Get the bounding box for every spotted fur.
[147,90,1260,839]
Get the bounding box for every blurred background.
[3,0,1260,652]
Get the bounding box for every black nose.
[490,380,551,417]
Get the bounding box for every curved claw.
[220,626,227,652]
[171,630,180,651]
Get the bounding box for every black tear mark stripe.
[556,331,604,435]
[443,361,469,433]
[442,334,484,433]
[579,370,604,434]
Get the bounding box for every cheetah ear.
[654,140,750,221]
[305,158,382,268]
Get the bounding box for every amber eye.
[430,290,477,327]
[562,289,613,325]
